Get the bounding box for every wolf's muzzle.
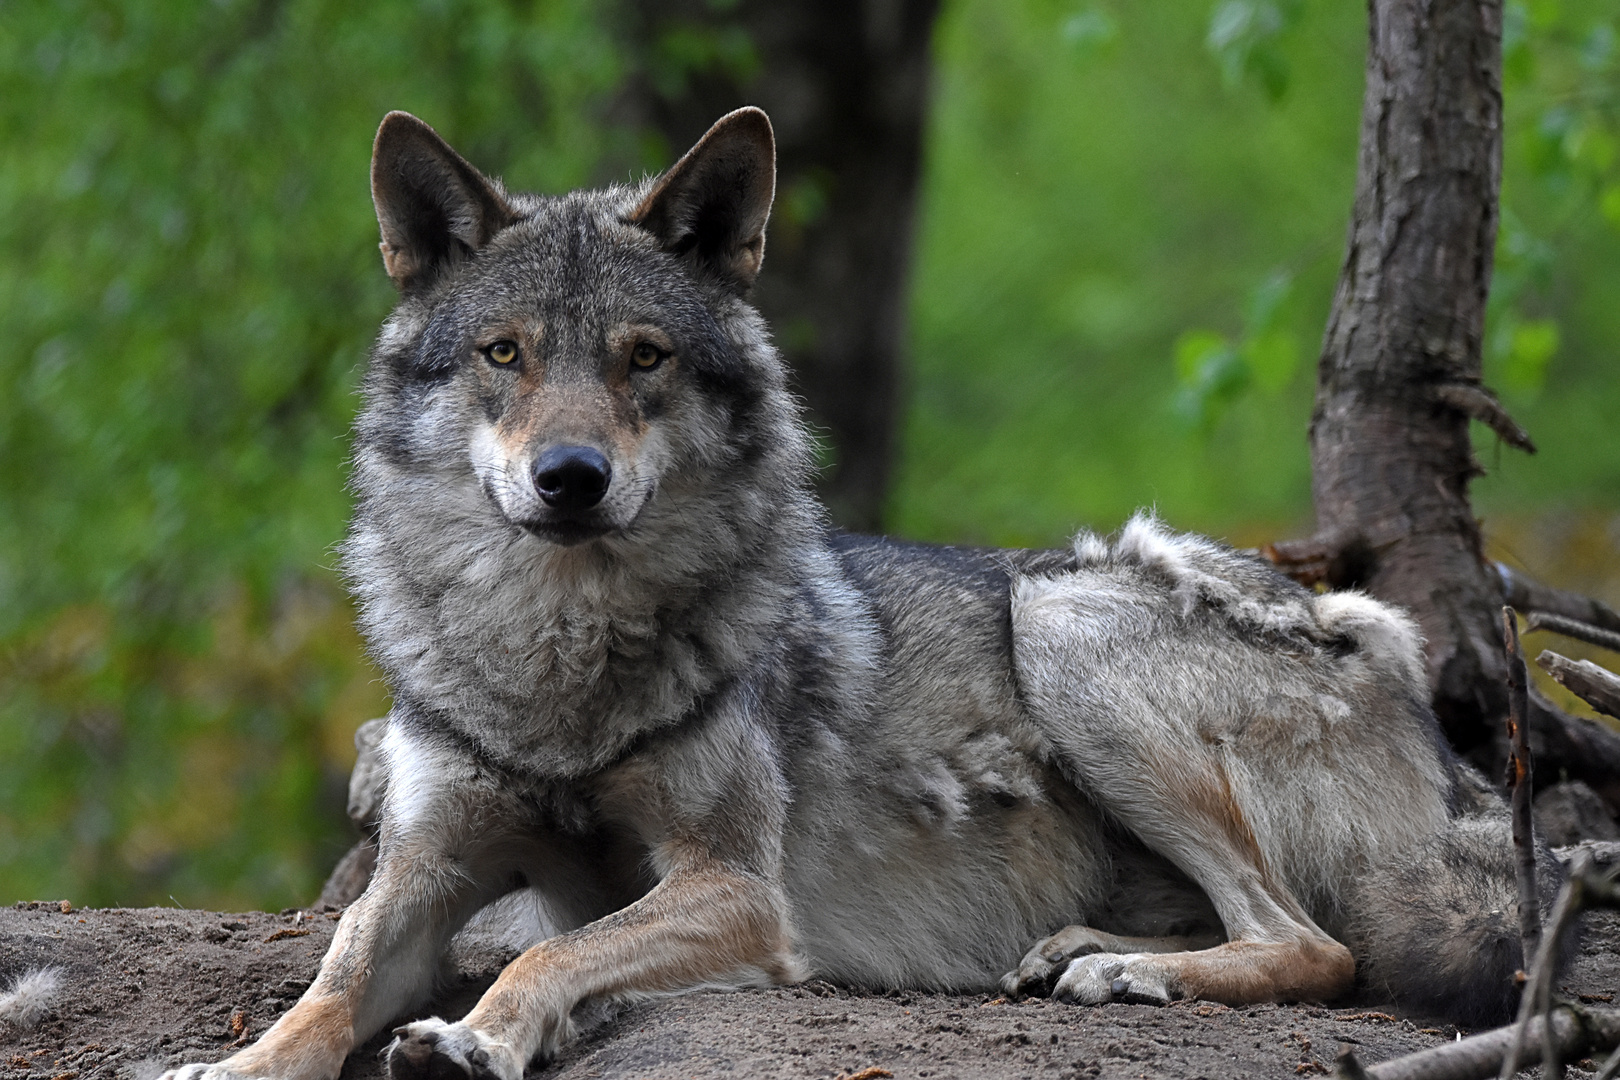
[533,445,612,512]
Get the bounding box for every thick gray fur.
[160,109,1539,1080]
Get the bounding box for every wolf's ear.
[371,112,517,292]
[630,107,776,294]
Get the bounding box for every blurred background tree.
[1,0,1616,910]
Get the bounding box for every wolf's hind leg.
[1003,927,1222,998]
[1050,937,1354,1006]
[1009,558,1389,1008]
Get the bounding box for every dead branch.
[1497,564,1620,638]
[1503,608,1540,970]
[1355,1005,1620,1080]
[1526,612,1620,656]
[1262,543,1330,587]
[1537,651,1620,720]
[1262,529,1368,589]
[1435,383,1536,453]
[1525,688,1620,812]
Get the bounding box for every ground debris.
[1,906,1617,1079]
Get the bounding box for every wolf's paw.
[1051,953,1179,1006]
[385,1017,522,1080]
[1002,926,1121,998]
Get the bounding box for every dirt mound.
[4,902,1618,1079]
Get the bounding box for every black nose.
[532,445,612,511]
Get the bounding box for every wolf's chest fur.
[352,519,793,777]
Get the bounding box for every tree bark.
[618,0,940,530]
[1297,0,1516,757]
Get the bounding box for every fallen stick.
[1536,651,1620,720]
[1526,612,1620,657]
[1338,1005,1620,1080]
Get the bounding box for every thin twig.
[1526,611,1620,656]
[1504,608,1540,976]
[1497,564,1620,637]
[1536,651,1620,720]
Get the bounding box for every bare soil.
[4,902,1618,1080]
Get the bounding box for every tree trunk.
[1268,0,1620,806]
[619,0,941,530]
[1288,0,1514,758]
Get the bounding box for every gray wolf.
[162,107,1542,1080]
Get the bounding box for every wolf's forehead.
[467,195,672,314]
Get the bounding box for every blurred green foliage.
[893,0,1620,547]
[0,0,634,909]
[1,0,1617,909]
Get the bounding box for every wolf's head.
[353,108,811,560]
[347,111,819,765]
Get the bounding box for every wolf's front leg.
[162,730,518,1080]
[386,851,801,1080]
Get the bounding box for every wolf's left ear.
[371,111,517,292]
[630,107,776,294]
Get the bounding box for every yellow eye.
[487,340,519,365]
[631,342,665,370]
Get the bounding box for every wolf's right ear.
[371,112,517,292]
[630,107,776,294]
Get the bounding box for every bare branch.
[1497,564,1620,637]
[1261,529,1373,589]
[1435,383,1536,453]
[1525,688,1620,812]
[1503,608,1540,973]
[1537,651,1620,721]
[1526,612,1620,657]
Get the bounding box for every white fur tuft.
[0,967,63,1032]
[1090,511,1319,638]
[1071,530,1110,566]
[1313,590,1429,696]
